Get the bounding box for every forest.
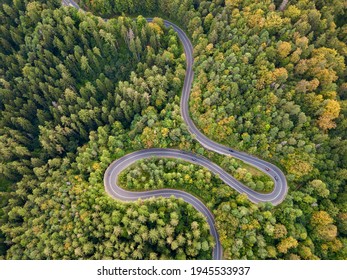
[0,0,346,260]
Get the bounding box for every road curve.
[62,0,288,260]
[104,148,222,259]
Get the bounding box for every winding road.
[62,0,288,260]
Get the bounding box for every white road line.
[63,1,288,260]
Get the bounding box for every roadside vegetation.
[0,0,346,260]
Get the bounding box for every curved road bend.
[62,0,288,260]
[104,149,223,259]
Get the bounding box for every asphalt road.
[62,0,288,260]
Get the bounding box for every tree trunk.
[278,0,289,11]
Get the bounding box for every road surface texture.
[62,0,288,260]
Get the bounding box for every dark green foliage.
[1,0,206,259]
[1,0,346,260]
[0,176,12,258]
[119,157,236,209]
[76,0,347,260]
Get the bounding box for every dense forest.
[1,0,346,259]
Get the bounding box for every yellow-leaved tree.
[317,99,341,132]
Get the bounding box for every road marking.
[64,1,287,260]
